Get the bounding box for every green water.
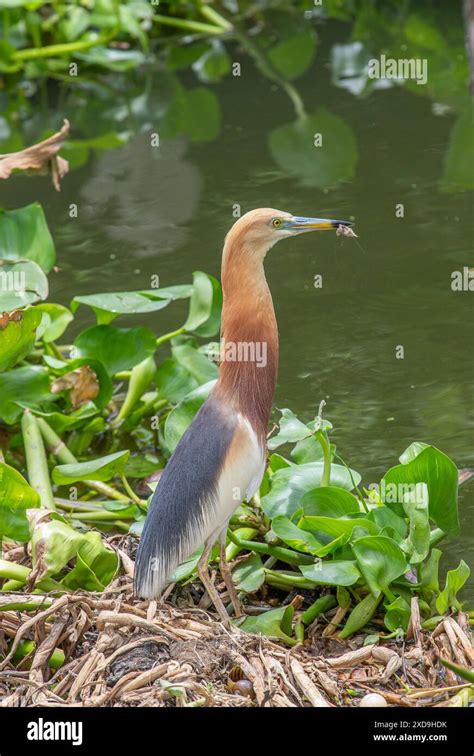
[1,13,473,597]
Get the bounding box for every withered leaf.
[25,510,53,591]
[0,310,23,330]
[0,119,70,191]
[51,365,99,409]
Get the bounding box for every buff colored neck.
[215,233,279,440]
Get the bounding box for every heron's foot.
[197,539,231,623]
[197,563,231,624]
[219,544,243,618]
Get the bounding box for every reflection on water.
[81,137,202,256]
[0,7,472,596]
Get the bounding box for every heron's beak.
[286,217,354,232]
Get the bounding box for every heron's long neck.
[215,236,279,441]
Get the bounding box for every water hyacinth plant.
[0,4,472,718]
[0,197,471,647]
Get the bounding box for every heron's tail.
[134,397,237,599]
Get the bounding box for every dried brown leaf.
[0,119,70,191]
[0,310,23,331]
[51,365,99,408]
[290,659,332,707]
[326,646,373,668]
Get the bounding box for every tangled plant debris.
[0,564,472,708]
[0,5,472,701]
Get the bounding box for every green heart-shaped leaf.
[73,324,156,375]
[0,203,55,272]
[382,444,459,535]
[352,535,408,597]
[0,259,48,310]
[35,303,73,342]
[62,531,119,590]
[399,441,429,464]
[301,486,361,517]
[172,343,218,385]
[299,514,379,540]
[300,559,360,586]
[339,592,382,639]
[419,548,442,596]
[29,511,86,580]
[271,515,323,555]
[261,462,361,519]
[183,271,222,337]
[0,365,51,424]
[400,483,430,564]
[71,285,192,324]
[163,380,216,454]
[155,356,199,403]
[0,307,42,372]
[367,506,408,542]
[0,462,40,541]
[237,605,295,645]
[291,435,325,464]
[436,560,470,614]
[52,450,130,484]
[384,595,411,632]
[28,403,100,436]
[232,553,265,593]
[267,408,312,450]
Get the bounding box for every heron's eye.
[272,218,282,229]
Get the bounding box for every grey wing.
[134,395,237,599]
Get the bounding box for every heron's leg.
[218,528,243,618]
[197,535,229,624]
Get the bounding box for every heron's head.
[225,208,354,259]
